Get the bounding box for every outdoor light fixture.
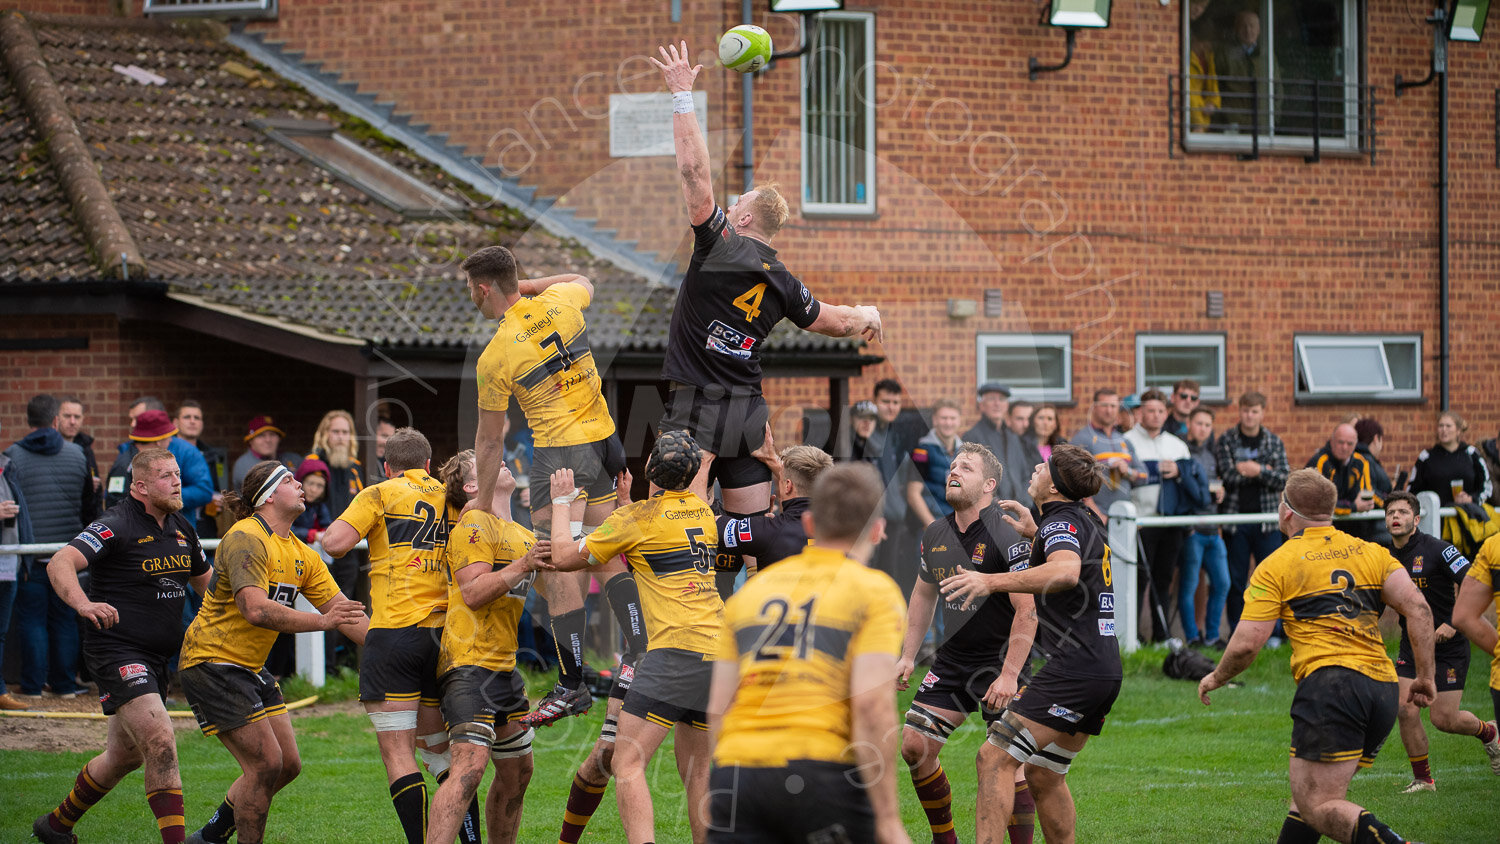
[1448,0,1489,41]
[1029,0,1112,80]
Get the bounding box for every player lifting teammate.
[321,428,459,844]
[941,444,1122,844]
[547,430,722,844]
[428,450,552,844]
[711,425,829,599]
[708,461,910,844]
[650,41,882,532]
[1199,470,1437,844]
[461,246,649,728]
[180,461,368,844]
[898,443,1037,844]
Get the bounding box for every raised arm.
[518,273,593,299]
[807,302,884,343]
[472,406,509,517]
[649,41,714,226]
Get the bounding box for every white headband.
[253,465,293,509]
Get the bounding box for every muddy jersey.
[1029,500,1122,679]
[67,497,208,657]
[336,469,454,629]
[661,205,821,392]
[920,504,1032,666]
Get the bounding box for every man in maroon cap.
[104,410,213,518]
[232,415,297,492]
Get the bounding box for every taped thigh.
[904,703,959,744]
[489,726,535,760]
[367,709,418,732]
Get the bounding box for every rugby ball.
[719,25,772,73]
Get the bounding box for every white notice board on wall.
[609,92,708,158]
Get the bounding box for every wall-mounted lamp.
[1448,0,1490,41]
[1029,0,1112,81]
[766,0,844,61]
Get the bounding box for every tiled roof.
[0,14,863,358]
[0,60,93,281]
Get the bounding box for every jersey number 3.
[732,283,766,322]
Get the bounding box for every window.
[1136,334,1226,402]
[801,12,875,216]
[256,119,465,219]
[143,0,277,19]
[1294,335,1422,401]
[976,334,1072,403]
[1181,0,1365,154]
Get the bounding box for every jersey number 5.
[685,527,712,575]
[732,283,766,322]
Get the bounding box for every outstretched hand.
[996,500,1038,539]
[648,41,702,94]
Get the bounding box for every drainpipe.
[1438,61,1449,411]
[740,0,755,193]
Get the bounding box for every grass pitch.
[2,644,1497,843]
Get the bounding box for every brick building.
[3,0,1498,474]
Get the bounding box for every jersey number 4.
[731,283,766,322]
[749,596,817,662]
[412,501,450,551]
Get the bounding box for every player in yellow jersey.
[462,245,649,728]
[180,461,368,844]
[1199,470,1436,844]
[708,461,909,844]
[321,428,456,844]
[547,430,722,844]
[1454,532,1500,774]
[426,450,552,844]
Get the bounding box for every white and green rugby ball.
[719,24,772,73]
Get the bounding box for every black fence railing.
[1169,73,1380,163]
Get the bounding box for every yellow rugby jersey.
[714,546,905,767]
[584,489,722,654]
[475,283,615,447]
[1242,525,1401,684]
[180,515,339,671]
[1466,534,1500,690]
[439,511,535,675]
[337,469,454,629]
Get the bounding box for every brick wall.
[39,0,1494,474]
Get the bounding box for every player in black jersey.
[33,450,211,844]
[1383,492,1500,790]
[650,41,884,525]
[941,443,1121,844]
[712,426,830,598]
[897,443,1037,844]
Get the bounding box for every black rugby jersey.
[661,205,821,392]
[66,496,209,657]
[919,503,1032,666]
[1029,500,1122,678]
[1389,530,1470,639]
[713,497,810,600]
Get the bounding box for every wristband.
[672,91,695,114]
[553,495,576,507]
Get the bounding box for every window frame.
[1180,0,1365,156]
[143,0,278,19]
[1135,333,1227,403]
[1293,333,1424,403]
[800,10,877,218]
[975,333,1073,404]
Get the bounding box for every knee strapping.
[987,715,1039,764]
[1027,741,1079,775]
[489,727,534,760]
[449,721,496,748]
[905,703,958,744]
[418,746,451,778]
[367,710,418,732]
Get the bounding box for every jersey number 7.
[540,331,576,372]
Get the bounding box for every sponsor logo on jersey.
[469,528,482,545]
[79,533,103,553]
[1008,541,1031,562]
[87,522,112,538]
[1451,556,1468,574]
[1098,618,1116,637]
[928,544,948,553]
[1444,545,1468,573]
[970,543,987,566]
[175,530,188,547]
[1041,520,1076,536]
[737,520,753,544]
[119,663,148,681]
[722,521,739,548]
[137,536,155,544]
[705,320,758,360]
[1411,556,1424,574]
[1099,593,1115,613]
[1044,532,1081,552]
[1048,704,1083,723]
